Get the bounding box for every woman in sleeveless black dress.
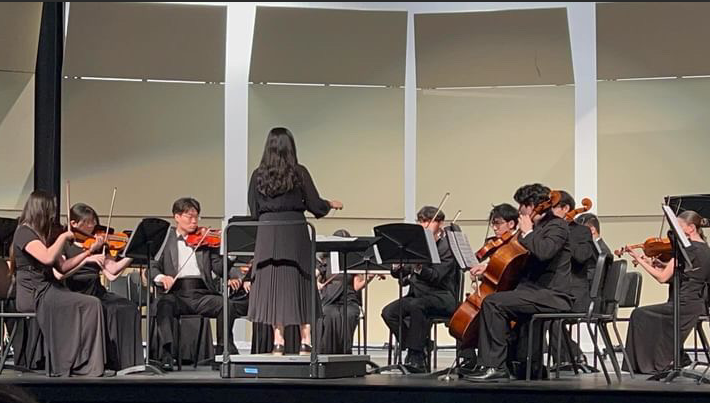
[61,203,141,370]
[10,191,105,376]
[247,127,342,355]
[621,210,710,374]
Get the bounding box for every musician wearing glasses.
[380,206,459,372]
[466,184,573,382]
[150,197,247,371]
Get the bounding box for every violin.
[565,198,593,222]
[73,226,129,257]
[614,237,672,266]
[185,227,221,248]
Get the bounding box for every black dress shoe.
[463,366,510,382]
[406,350,428,373]
[299,344,313,356]
[161,355,174,372]
[272,344,285,356]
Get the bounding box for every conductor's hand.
[161,275,175,291]
[329,200,343,210]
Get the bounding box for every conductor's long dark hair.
[255,127,302,197]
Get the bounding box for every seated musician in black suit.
[466,184,573,381]
[150,197,248,371]
[547,191,597,368]
[381,206,459,372]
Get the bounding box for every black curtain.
[34,2,63,216]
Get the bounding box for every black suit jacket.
[518,215,572,295]
[149,228,226,293]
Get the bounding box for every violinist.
[576,213,612,257]
[10,191,105,376]
[151,197,247,371]
[60,203,141,371]
[621,210,710,374]
[380,206,459,372]
[466,184,573,382]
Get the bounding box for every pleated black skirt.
[248,211,319,326]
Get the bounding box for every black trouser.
[381,293,454,353]
[156,282,248,355]
[548,286,588,363]
[477,286,572,372]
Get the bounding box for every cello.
[448,191,561,348]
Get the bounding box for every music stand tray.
[116,218,171,376]
[370,223,440,374]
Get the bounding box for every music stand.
[647,205,710,383]
[370,223,440,374]
[341,238,389,356]
[318,236,381,355]
[116,217,171,376]
[0,218,18,259]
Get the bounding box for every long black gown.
[247,164,331,327]
[318,274,361,354]
[63,242,142,370]
[11,225,105,376]
[623,240,710,374]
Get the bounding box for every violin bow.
[426,192,450,231]
[66,180,72,234]
[102,187,118,255]
[451,210,462,226]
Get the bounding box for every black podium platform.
[217,354,370,379]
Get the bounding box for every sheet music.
[446,229,478,269]
[424,229,441,265]
[662,205,692,248]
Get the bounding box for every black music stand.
[317,236,380,355]
[342,238,389,356]
[117,217,171,376]
[370,223,440,374]
[0,218,18,259]
[647,205,710,383]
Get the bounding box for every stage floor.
[2,351,710,403]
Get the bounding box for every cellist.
[465,184,573,382]
[469,203,519,279]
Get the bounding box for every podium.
[218,220,369,379]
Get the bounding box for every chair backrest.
[0,259,13,300]
[618,271,643,309]
[597,259,628,316]
[589,253,612,299]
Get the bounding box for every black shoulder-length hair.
[255,127,302,197]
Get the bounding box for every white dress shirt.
[154,229,201,284]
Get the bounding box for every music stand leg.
[118,250,164,376]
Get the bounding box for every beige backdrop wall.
[599,78,710,345]
[0,72,34,216]
[61,79,225,232]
